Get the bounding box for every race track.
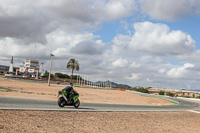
[0,96,200,112]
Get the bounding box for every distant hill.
[95,81,131,88]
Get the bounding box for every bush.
[196,96,200,99]
[43,70,54,78]
[159,91,165,95]
[134,88,149,93]
[166,92,175,97]
[184,96,191,98]
[55,73,70,79]
[71,75,80,80]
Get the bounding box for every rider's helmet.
[70,82,73,87]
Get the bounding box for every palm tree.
[67,58,79,80]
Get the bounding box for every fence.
[76,74,111,89]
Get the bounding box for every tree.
[43,70,53,78]
[159,91,165,95]
[43,70,49,77]
[134,87,149,93]
[67,58,79,79]
[166,92,175,97]
[55,73,70,79]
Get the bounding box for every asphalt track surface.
[0,95,200,112]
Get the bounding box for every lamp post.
[48,54,55,86]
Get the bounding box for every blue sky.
[0,0,200,90]
[166,16,200,48]
[95,13,200,49]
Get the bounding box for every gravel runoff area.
[1,110,200,133]
[1,76,200,133]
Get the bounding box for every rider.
[62,83,75,103]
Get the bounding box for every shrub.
[55,73,70,79]
[135,88,149,93]
[166,92,175,97]
[43,70,54,78]
[196,96,200,99]
[159,91,165,95]
[71,75,81,80]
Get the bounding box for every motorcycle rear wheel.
[58,97,65,107]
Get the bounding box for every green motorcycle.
[57,85,80,108]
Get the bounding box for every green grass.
[0,87,17,92]
[0,87,9,90]
[20,91,34,94]
[140,95,179,105]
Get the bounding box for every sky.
[0,0,200,90]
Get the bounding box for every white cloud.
[70,40,104,55]
[47,31,105,57]
[158,68,166,74]
[167,63,195,78]
[41,0,137,22]
[146,78,152,82]
[130,62,141,68]
[112,58,128,67]
[0,37,47,58]
[129,21,195,55]
[1,1,200,90]
[125,73,141,80]
[139,0,200,21]
[101,0,137,20]
[0,31,104,60]
[111,34,131,54]
[110,22,196,56]
[0,0,137,45]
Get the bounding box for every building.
[149,88,200,98]
[17,59,39,78]
[0,65,18,75]
[1,57,19,75]
[23,59,39,70]
[0,65,9,75]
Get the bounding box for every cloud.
[0,0,137,45]
[130,62,141,68]
[50,32,105,57]
[111,34,131,54]
[0,37,46,57]
[112,58,128,67]
[110,21,196,56]
[125,73,141,80]
[167,63,195,78]
[139,0,200,21]
[0,30,104,60]
[158,68,166,74]
[0,0,55,44]
[42,0,137,22]
[1,1,200,90]
[70,40,104,55]
[129,21,195,55]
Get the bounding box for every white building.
[17,59,39,78]
[23,59,39,70]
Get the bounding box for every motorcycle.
[57,85,80,108]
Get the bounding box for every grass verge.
[140,95,179,105]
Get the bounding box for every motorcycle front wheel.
[74,99,80,108]
[58,97,65,107]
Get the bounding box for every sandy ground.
[1,110,200,133]
[0,76,172,105]
[1,76,200,133]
